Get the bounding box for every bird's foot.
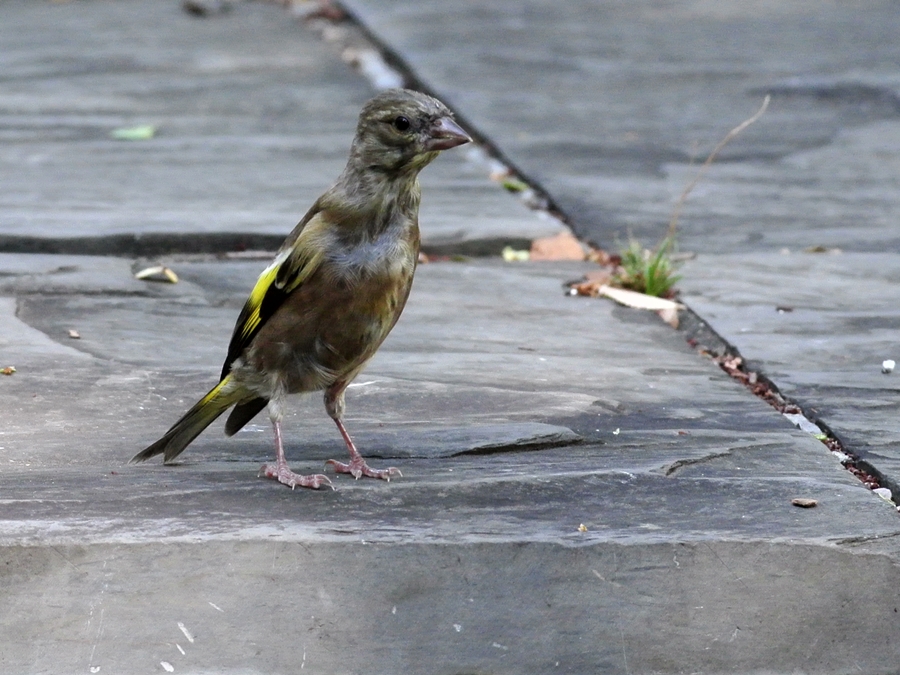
[325,457,402,481]
[259,463,334,490]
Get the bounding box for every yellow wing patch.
[239,258,283,340]
[222,212,333,379]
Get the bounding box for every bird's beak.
[425,117,471,151]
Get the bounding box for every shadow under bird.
[132,88,471,489]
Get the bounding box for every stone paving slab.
[4,255,900,673]
[680,252,900,490]
[344,0,900,250]
[0,0,560,253]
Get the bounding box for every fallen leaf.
[68,329,81,339]
[1,366,16,375]
[501,246,530,262]
[657,306,680,328]
[110,124,156,141]
[529,231,585,261]
[791,498,818,508]
[501,177,529,193]
[598,285,684,312]
[577,524,588,532]
[135,265,179,283]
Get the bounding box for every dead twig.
[667,95,770,239]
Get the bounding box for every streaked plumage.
[133,89,470,489]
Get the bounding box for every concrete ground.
[2,1,899,674]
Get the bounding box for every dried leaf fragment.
[791,498,818,508]
[1,366,16,376]
[529,231,586,261]
[501,177,529,193]
[577,523,588,533]
[501,246,530,262]
[598,285,684,312]
[657,306,680,329]
[110,124,157,141]
[135,265,179,283]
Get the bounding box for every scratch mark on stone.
[592,569,622,587]
[703,543,748,591]
[87,608,105,673]
[208,601,224,612]
[662,450,733,476]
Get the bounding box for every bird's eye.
[392,116,411,131]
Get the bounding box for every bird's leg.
[323,385,401,481]
[259,402,332,490]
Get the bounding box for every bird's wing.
[220,210,331,379]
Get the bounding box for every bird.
[132,88,471,489]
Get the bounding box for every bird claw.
[259,463,334,490]
[325,458,402,481]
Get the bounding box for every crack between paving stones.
[678,308,898,509]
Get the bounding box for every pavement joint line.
[678,306,899,511]
[314,0,900,512]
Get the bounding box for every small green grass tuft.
[614,235,681,298]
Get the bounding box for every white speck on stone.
[453,624,462,632]
[176,644,185,656]
[391,606,397,615]
[208,602,224,612]
[177,622,195,643]
[492,642,509,651]
[831,450,852,463]
[882,359,895,374]
[90,668,100,674]
[160,662,174,673]
[783,412,821,434]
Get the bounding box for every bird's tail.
[131,375,245,464]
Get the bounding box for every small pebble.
[882,359,895,374]
[791,498,818,508]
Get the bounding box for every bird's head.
[350,89,471,176]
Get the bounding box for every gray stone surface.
[3,1,900,673]
[680,251,900,490]
[0,0,560,253]
[344,0,900,251]
[4,253,900,673]
[344,0,900,492]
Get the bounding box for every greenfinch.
[132,88,471,489]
